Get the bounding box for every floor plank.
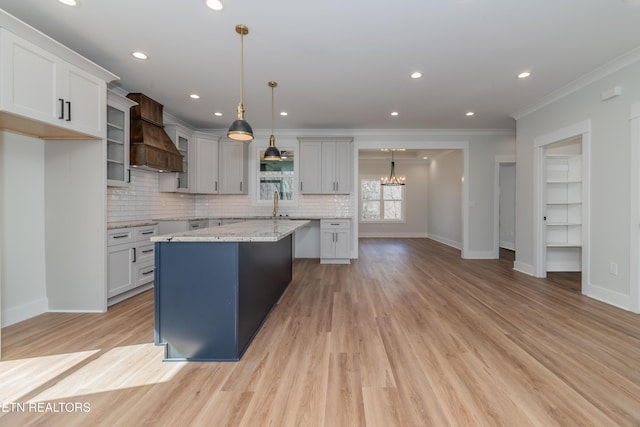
[1,238,639,426]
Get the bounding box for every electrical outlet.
[609,262,618,276]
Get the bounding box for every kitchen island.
[152,220,309,361]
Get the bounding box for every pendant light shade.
[227,25,254,142]
[381,150,406,186]
[263,81,282,161]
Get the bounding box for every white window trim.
[359,175,406,223]
[251,144,299,207]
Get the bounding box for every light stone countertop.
[108,221,159,230]
[150,219,311,243]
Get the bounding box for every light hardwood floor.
[1,238,639,426]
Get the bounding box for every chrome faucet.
[273,190,279,217]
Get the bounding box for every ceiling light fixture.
[410,71,423,79]
[214,112,223,117]
[58,0,77,6]
[190,94,200,99]
[132,51,148,60]
[280,112,288,116]
[227,24,254,142]
[205,0,223,11]
[466,111,475,116]
[517,71,532,79]
[263,81,282,161]
[391,111,399,116]
[381,149,406,186]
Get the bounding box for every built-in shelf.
[545,152,582,272]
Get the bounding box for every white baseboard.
[513,260,536,276]
[464,250,496,259]
[108,283,154,307]
[427,234,462,250]
[500,241,515,251]
[2,297,48,327]
[583,283,638,313]
[358,232,430,238]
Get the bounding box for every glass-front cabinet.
[258,149,295,202]
[106,90,137,186]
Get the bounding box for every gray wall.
[514,56,640,311]
[358,158,429,237]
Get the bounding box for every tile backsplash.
[107,169,353,223]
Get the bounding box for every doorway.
[533,120,590,294]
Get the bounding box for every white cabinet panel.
[107,225,158,301]
[298,138,352,194]
[219,139,248,194]
[0,29,105,139]
[320,219,351,264]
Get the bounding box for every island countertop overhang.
[150,219,310,243]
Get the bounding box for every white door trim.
[629,102,640,313]
[493,155,516,258]
[533,120,591,295]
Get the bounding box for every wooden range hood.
[126,93,183,172]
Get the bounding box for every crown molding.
[511,46,640,120]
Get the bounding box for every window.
[257,149,295,202]
[360,178,405,221]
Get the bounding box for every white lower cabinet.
[107,224,158,304]
[320,219,351,264]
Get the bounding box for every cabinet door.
[107,244,134,298]
[64,63,105,138]
[334,142,352,194]
[334,229,350,259]
[299,141,323,194]
[321,142,337,193]
[219,140,248,194]
[192,134,219,194]
[0,29,60,125]
[320,230,336,259]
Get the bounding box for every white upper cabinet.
[159,124,192,193]
[107,90,137,186]
[0,28,106,139]
[191,131,220,194]
[298,137,353,194]
[299,140,323,194]
[219,139,248,194]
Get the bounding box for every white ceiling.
[1,1,640,132]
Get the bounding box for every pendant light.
[381,150,406,186]
[263,81,282,161]
[227,24,254,142]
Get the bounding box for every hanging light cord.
[239,32,244,106]
[271,84,275,135]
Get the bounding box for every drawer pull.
[113,234,129,239]
[141,249,154,254]
[142,269,154,276]
[141,231,154,235]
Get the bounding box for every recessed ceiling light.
[280,112,288,116]
[517,71,532,79]
[410,71,423,79]
[132,51,148,60]
[390,111,399,116]
[205,0,224,10]
[189,94,200,99]
[214,112,223,117]
[465,111,475,116]
[423,156,429,160]
[59,0,77,6]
